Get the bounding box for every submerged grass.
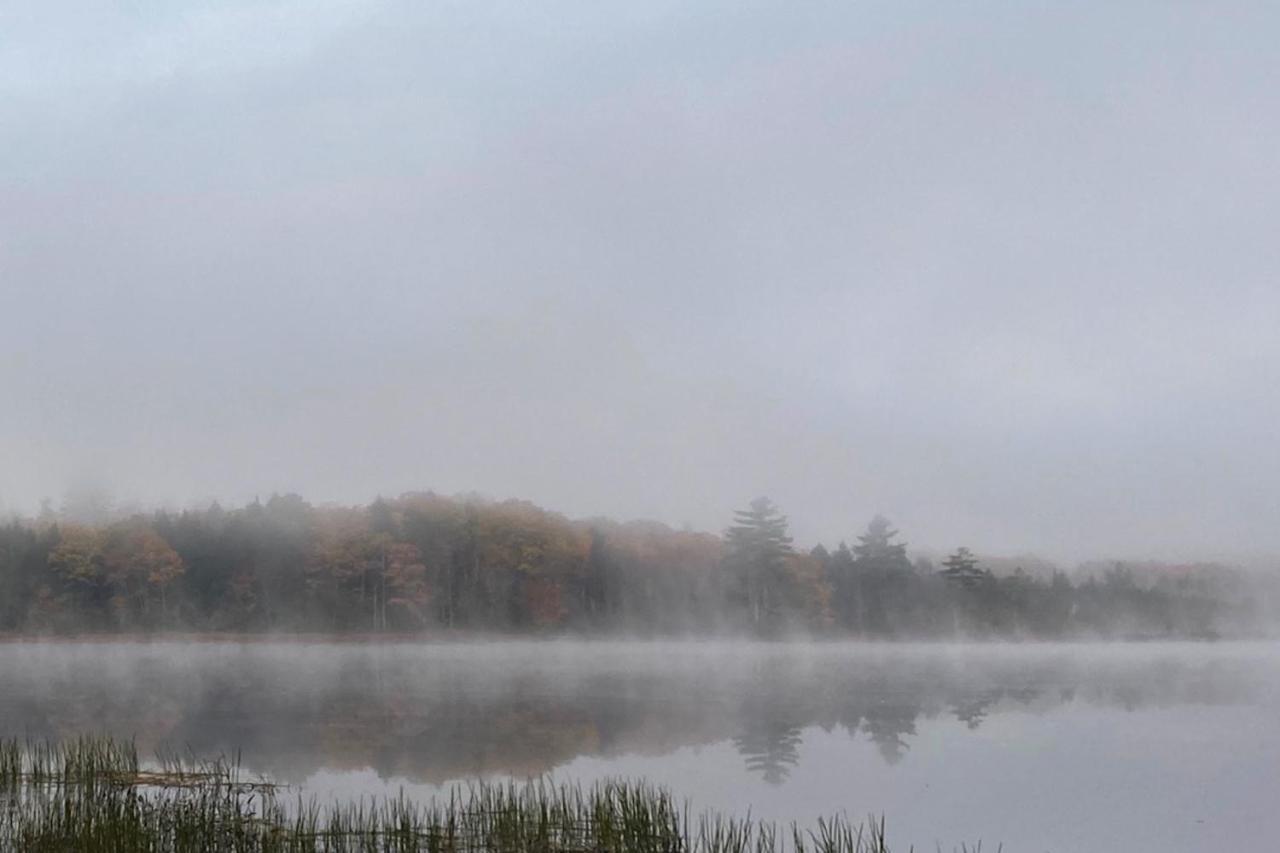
[0,736,897,853]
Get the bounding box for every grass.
[0,736,898,853]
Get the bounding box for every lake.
[2,640,1277,851]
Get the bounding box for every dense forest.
[0,492,1270,637]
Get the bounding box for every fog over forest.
[2,491,1274,638]
[5,2,1280,565]
[6,5,1280,851]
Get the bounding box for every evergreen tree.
[724,497,793,629]
[939,547,986,589]
[823,542,859,630]
[853,515,909,565]
[850,515,912,634]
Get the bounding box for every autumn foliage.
[0,492,1265,636]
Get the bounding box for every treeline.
[0,492,1268,637]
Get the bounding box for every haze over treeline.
[0,491,1271,638]
[5,3,1280,564]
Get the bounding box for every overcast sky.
[3,1,1279,562]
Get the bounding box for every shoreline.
[0,630,1267,645]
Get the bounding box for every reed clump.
[0,736,893,853]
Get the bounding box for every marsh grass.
[0,736,897,853]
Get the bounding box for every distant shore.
[0,629,1261,645]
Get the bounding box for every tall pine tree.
[939,547,987,589]
[724,497,793,629]
[851,515,912,634]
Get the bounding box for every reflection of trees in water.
[0,644,1265,784]
[827,677,922,766]
[732,660,807,784]
[950,689,1003,730]
[733,721,803,785]
[860,700,918,765]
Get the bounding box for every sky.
[2,1,1279,562]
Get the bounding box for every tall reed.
[0,736,895,853]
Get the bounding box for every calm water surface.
[2,640,1277,852]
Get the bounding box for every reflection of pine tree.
[950,689,1002,730]
[732,721,803,785]
[861,701,917,765]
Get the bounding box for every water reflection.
[0,642,1271,786]
[733,718,804,784]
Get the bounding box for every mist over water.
[3,639,1278,851]
[6,2,1280,850]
